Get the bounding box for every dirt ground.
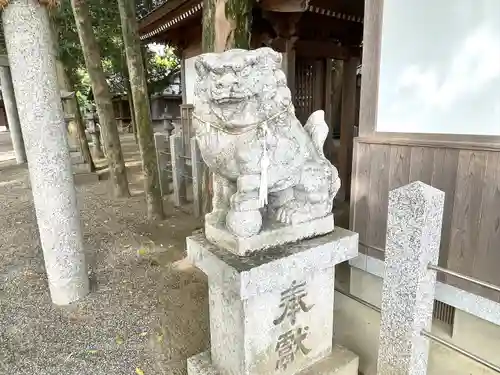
[0,131,209,375]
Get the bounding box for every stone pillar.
[377,181,445,375]
[2,0,89,305]
[0,66,26,164]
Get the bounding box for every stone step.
[72,162,92,174]
[73,171,99,185]
[70,151,85,165]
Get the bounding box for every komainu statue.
[193,47,341,255]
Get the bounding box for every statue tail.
[304,110,329,158]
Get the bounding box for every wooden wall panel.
[351,139,500,301]
[474,153,500,302]
[350,141,372,258]
[366,145,390,259]
[430,149,460,281]
[448,151,487,295]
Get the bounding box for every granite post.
[377,181,445,375]
[154,132,170,196]
[170,133,186,206]
[2,0,89,305]
[187,228,360,375]
[0,66,26,164]
[190,137,203,218]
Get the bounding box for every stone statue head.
[193,47,293,129]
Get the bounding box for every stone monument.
[191,48,341,256]
[186,48,359,375]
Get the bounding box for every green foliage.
[53,0,180,111]
[144,45,180,95]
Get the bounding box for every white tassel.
[259,147,269,207]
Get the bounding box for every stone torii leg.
[2,0,89,305]
[0,65,26,164]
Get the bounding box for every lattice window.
[294,59,315,125]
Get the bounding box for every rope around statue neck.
[192,104,293,207]
[191,104,292,136]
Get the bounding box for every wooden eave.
[138,0,202,42]
[138,0,365,50]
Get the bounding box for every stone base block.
[205,212,335,256]
[187,346,359,375]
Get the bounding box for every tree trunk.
[126,77,138,144]
[201,0,253,214]
[74,92,95,171]
[122,54,138,144]
[71,0,130,197]
[118,0,164,220]
[202,0,252,52]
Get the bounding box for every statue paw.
[230,191,261,212]
[275,200,309,225]
[275,199,330,225]
[226,210,262,237]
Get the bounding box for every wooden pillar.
[324,59,334,127]
[312,60,324,111]
[338,57,359,202]
[281,39,296,102]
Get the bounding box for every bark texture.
[118,0,164,220]
[71,0,130,197]
[202,0,252,53]
[201,0,252,214]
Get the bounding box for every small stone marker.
[377,181,445,375]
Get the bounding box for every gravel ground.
[0,131,209,375]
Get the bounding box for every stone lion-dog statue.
[192,47,340,252]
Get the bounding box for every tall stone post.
[377,181,445,375]
[0,66,26,163]
[2,0,89,305]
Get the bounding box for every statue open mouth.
[215,97,244,104]
[211,89,248,104]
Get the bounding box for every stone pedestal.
[187,228,359,375]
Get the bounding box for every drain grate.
[433,300,455,328]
